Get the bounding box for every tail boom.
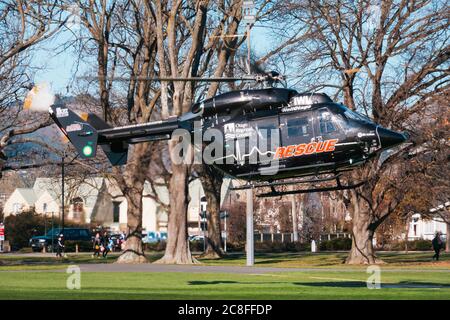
[49,104,182,165]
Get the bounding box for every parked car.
[143,231,168,243]
[29,228,91,252]
[109,234,125,252]
[189,235,205,242]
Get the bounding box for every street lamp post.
[246,188,254,266]
[203,212,207,252]
[224,212,227,253]
[61,150,66,234]
[220,211,229,253]
[51,211,54,253]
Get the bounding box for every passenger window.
[319,110,336,134]
[65,230,75,238]
[287,117,310,138]
[254,116,279,142]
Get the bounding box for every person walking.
[432,232,443,261]
[102,232,110,258]
[92,232,101,258]
[56,234,65,258]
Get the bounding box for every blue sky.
[32,29,87,94]
[31,20,273,95]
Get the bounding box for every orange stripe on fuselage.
[274,139,339,159]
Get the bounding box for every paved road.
[2,252,450,274]
[78,264,335,274]
[0,263,435,274]
[1,261,450,273]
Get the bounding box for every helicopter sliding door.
[313,107,348,164]
[279,111,317,168]
[253,115,280,163]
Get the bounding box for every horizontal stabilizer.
[49,105,182,166]
[49,104,98,159]
[85,113,111,130]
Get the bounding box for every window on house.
[425,221,434,234]
[71,197,84,220]
[113,201,121,223]
[13,203,22,213]
[72,198,84,212]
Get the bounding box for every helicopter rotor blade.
[78,76,256,82]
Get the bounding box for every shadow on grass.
[294,281,450,289]
[188,280,239,285]
[254,259,289,265]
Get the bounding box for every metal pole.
[247,25,251,75]
[51,212,54,253]
[292,195,298,242]
[203,214,206,252]
[61,152,65,233]
[246,187,254,266]
[224,213,227,253]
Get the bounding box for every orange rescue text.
[274,139,339,159]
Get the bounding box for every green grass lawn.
[1,252,449,299]
[0,270,449,300]
[200,251,450,269]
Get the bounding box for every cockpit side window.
[318,109,337,134]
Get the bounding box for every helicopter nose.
[377,126,408,149]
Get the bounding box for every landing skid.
[257,180,365,197]
[230,174,341,191]
[230,174,366,197]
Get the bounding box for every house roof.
[126,177,234,209]
[33,177,105,208]
[15,188,37,205]
[10,175,235,211]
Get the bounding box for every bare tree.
[67,0,162,263]
[266,0,449,264]
[0,1,65,178]
[399,91,450,252]
[193,0,245,259]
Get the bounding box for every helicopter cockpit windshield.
[340,106,374,124]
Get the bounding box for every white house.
[408,213,448,240]
[3,188,37,214]
[3,176,234,236]
[4,177,111,223]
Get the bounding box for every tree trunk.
[346,203,383,264]
[446,223,450,253]
[116,189,147,263]
[155,142,197,264]
[116,143,151,264]
[202,194,223,259]
[198,166,224,259]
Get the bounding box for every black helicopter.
[47,72,407,197]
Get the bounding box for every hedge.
[390,239,437,251]
[319,238,352,251]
